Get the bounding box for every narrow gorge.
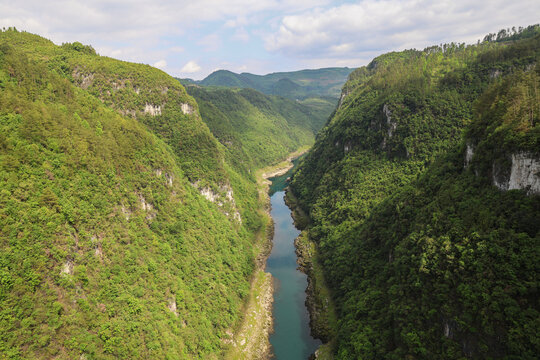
[266,158,321,359]
[1,23,539,360]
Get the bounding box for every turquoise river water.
[267,163,321,359]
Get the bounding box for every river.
[267,162,321,359]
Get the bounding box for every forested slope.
[180,67,352,130]
[185,85,327,172]
[290,26,540,358]
[0,29,273,359]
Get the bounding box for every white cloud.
[266,0,540,64]
[0,0,333,47]
[233,27,250,42]
[224,16,249,29]
[198,33,222,51]
[153,60,167,69]
[181,60,202,73]
[170,46,184,53]
[1,0,539,77]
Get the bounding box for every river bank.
[224,148,308,360]
[284,190,338,360]
[260,148,309,181]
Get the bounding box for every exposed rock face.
[181,103,194,115]
[191,182,242,222]
[383,104,397,138]
[443,319,457,339]
[155,169,174,187]
[138,194,156,220]
[91,236,103,259]
[168,296,178,317]
[72,68,94,89]
[94,245,103,258]
[120,205,131,220]
[199,186,219,203]
[525,63,536,71]
[489,69,502,79]
[165,173,173,187]
[337,89,351,109]
[381,104,397,150]
[493,153,540,195]
[138,194,153,211]
[61,260,74,275]
[334,140,352,153]
[144,103,162,116]
[111,81,125,90]
[464,142,475,167]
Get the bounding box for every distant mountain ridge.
[179,67,353,100]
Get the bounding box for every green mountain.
[289,26,540,358]
[180,70,250,89]
[3,22,539,360]
[179,68,352,136]
[0,28,313,359]
[187,67,353,100]
[184,85,328,171]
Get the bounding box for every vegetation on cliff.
[290,26,540,358]
[0,28,319,359]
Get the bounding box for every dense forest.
[290,25,540,358]
[179,67,352,127]
[184,85,328,171]
[1,21,539,360]
[0,28,319,359]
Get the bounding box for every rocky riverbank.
[285,189,337,360]
[260,148,308,180]
[225,149,308,360]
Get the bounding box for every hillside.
[182,67,352,100]
[0,29,270,359]
[289,26,540,358]
[179,68,351,126]
[184,85,327,171]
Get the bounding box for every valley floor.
[224,148,309,359]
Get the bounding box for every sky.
[1,0,539,80]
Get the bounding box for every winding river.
[267,162,321,359]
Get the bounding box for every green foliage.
[291,30,540,358]
[0,28,226,186]
[180,68,350,150]
[0,28,267,359]
[483,24,540,43]
[466,68,540,179]
[186,85,326,172]
[61,42,97,55]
